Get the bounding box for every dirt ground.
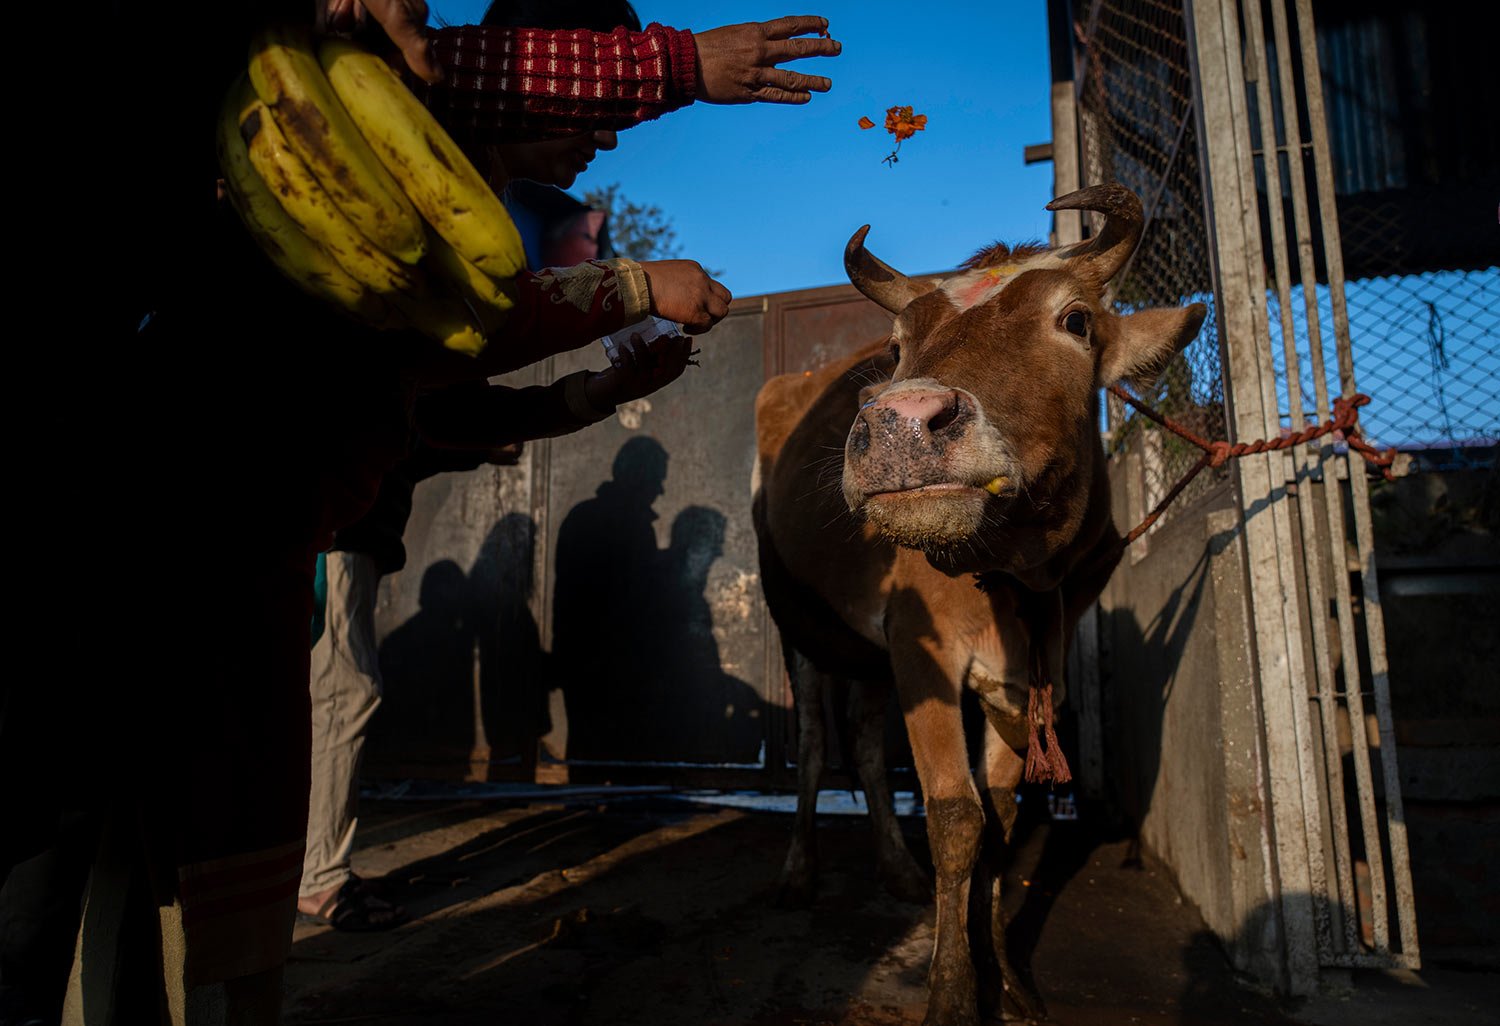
[282,793,1496,1026]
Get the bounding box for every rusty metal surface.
[764,282,895,378]
[366,285,918,787]
[539,303,770,769]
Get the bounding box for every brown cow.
[753,185,1206,1025]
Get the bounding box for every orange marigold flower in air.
[856,104,929,166]
[883,105,928,142]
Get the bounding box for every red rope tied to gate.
[1108,384,1399,550]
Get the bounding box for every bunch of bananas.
[217,25,527,356]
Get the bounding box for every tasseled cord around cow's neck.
[1024,680,1071,786]
[974,572,1073,786]
[1022,587,1072,786]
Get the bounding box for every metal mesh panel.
[1267,268,1500,462]
[1078,0,1230,520]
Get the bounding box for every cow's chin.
[859,483,991,553]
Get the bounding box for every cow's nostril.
[927,391,962,435]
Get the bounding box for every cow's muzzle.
[845,383,975,491]
[843,381,1014,549]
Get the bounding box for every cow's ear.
[1096,302,1208,391]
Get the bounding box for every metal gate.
[369,284,903,793]
[1046,0,1490,993]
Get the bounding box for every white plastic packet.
[600,316,682,369]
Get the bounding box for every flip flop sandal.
[298,876,409,932]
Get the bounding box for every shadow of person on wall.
[552,437,669,763]
[371,559,477,769]
[650,506,764,764]
[471,513,549,775]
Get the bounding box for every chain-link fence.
[1260,0,1500,468]
[1077,0,1230,523]
[1077,0,1498,503]
[1267,269,1500,464]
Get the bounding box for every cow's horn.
[1046,184,1144,287]
[845,226,932,314]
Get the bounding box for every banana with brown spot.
[240,89,427,298]
[248,24,426,265]
[217,75,391,325]
[320,38,527,280]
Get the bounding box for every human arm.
[404,17,840,144]
[414,333,698,449]
[406,258,729,388]
[321,0,444,83]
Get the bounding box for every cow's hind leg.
[848,679,929,902]
[776,646,827,907]
[973,715,1044,1023]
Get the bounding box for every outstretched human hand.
[585,334,697,410]
[640,260,732,335]
[319,0,444,83]
[694,16,841,105]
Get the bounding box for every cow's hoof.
[879,853,933,904]
[980,959,1046,1024]
[986,988,1046,1025]
[772,870,817,908]
[921,1006,981,1026]
[999,981,1046,1024]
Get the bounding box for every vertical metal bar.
[1266,0,1374,960]
[1050,88,1084,244]
[1293,0,1420,965]
[1050,0,1086,246]
[1047,5,1106,800]
[1073,603,1105,799]
[533,356,565,782]
[1238,0,1341,962]
[1184,0,1319,995]
[1264,0,1362,957]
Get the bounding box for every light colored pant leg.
[301,551,383,899]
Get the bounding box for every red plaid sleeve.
[411,22,699,145]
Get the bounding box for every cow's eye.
[1062,310,1090,339]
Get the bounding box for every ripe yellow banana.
[248,24,426,265]
[423,227,517,339]
[391,292,488,357]
[239,91,426,298]
[320,38,527,280]
[217,76,389,325]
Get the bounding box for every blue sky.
[428,1,1058,298]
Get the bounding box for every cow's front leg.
[924,788,984,1026]
[776,646,826,907]
[974,716,1045,1023]
[848,678,929,903]
[890,598,983,1026]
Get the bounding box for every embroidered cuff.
[608,258,652,325]
[561,369,615,425]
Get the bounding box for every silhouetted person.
[471,514,549,774]
[654,506,764,763]
[372,560,478,768]
[552,437,669,761]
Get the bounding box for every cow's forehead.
[936,251,1069,314]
